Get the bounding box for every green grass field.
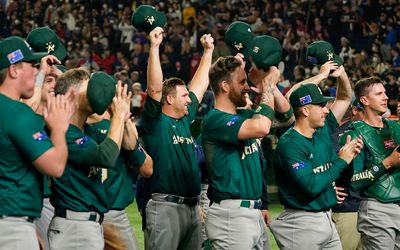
[126,200,283,250]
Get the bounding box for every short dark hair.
[354,76,383,100]
[209,56,242,95]
[161,77,186,104]
[55,68,90,95]
[0,68,7,85]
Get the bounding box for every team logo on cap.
[307,56,317,64]
[233,42,243,51]
[145,15,155,25]
[46,42,55,53]
[252,46,259,53]
[299,95,312,105]
[327,51,334,60]
[7,49,24,64]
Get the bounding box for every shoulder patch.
[292,161,305,170]
[32,131,48,141]
[75,135,89,145]
[226,116,240,127]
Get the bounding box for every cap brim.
[26,52,48,62]
[52,43,67,61]
[333,54,343,66]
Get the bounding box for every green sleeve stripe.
[255,104,275,120]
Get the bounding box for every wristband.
[254,103,275,120]
[275,106,293,121]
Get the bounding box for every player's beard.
[229,90,247,108]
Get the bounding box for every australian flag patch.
[299,95,312,105]
[292,161,305,170]
[226,116,240,127]
[32,131,48,141]
[75,135,89,145]
[7,49,24,64]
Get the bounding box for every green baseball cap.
[306,40,343,66]
[0,36,47,70]
[131,5,167,33]
[54,64,67,73]
[87,72,117,115]
[250,35,282,70]
[26,27,67,61]
[289,83,333,108]
[224,21,255,59]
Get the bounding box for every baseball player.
[48,69,132,250]
[0,36,74,250]
[342,77,400,250]
[270,61,363,250]
[201,53,280,249]
[88,112,153,250]
[331,99,364,250]
[142,27,214,250]
[24,28,68,250]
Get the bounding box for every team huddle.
[0,4,399,250]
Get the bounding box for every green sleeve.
[276,142,348,198]
[202,111,246,145]
[187,91,199,122]
[350,149,387,191]
[9,108,53,161]
[124,143,146,169]
[68,136,120,168]
[141,95,162,136]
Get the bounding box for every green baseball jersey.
[345,120,400,202]
[91,119,146,210]
[201,109,263,202]
[0,94,53,217]
[50,124,119,213]
[35,114,52,198]
[141,92,200,197]
[273,111,348,211]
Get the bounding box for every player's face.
[362,83,388,115]
[228,67,249,108]
[41,74,56,103]
[172,85,191,117]
[19,61,39,99]
[308,103,329,128]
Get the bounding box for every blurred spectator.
[384,71,400,115]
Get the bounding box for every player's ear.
[359,96,368,106]
[300,105,310,117]
[166,94,174,105]
[220,80,230,93]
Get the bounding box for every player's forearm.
[297,158,348,197]
[335,71,352,102]
[273,89,291,113]
[47,130,68,176]
[107,115,125,150]
[350,162,387,191]
[122,122,138,150]
[189,52,213,102]
[147,46,163,100]
[285,73,326,100]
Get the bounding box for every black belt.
[153,194,199,207]
[54,208,104,223]
[0,215,35,223]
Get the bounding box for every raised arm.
[285,61,338,100]
[329,66,352,121]
[238,66,279,140]
[33,90,76,177]
[189,34,214,102]
[147,27,164,101]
